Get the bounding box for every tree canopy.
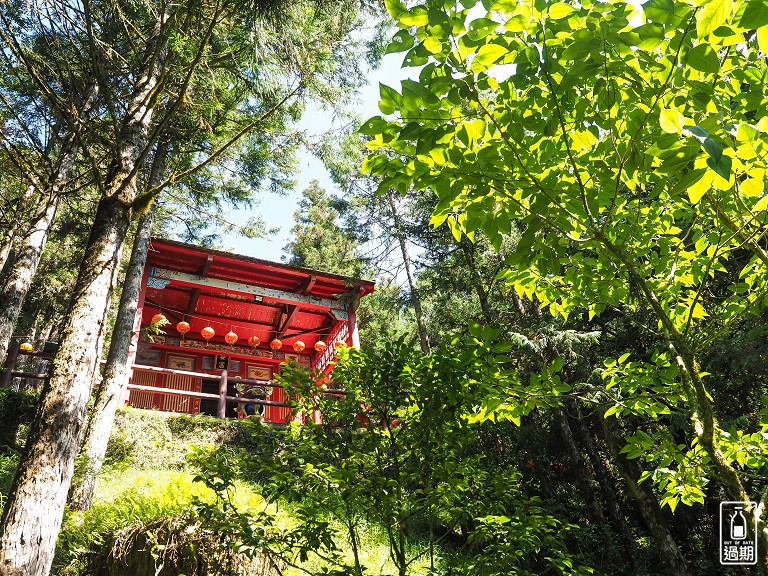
[364,0,768,568]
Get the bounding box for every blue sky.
[219,52,409,262]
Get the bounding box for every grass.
[0,405,434,575]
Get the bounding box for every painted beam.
[276,305,300,339]
[200,254,214,277]
[299,275,316,295]
[185,288,201,317]
[148,267,349,320]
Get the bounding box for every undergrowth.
[1,406,430,575]
[105,407,263,470]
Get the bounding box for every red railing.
[1,342,346,421]
[126,364,295,419]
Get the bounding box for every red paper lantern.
[176,321,191,335]
[270,338,282,350]
[225,331,238,345]
[201,326,215,340]
[314,340,327,352]
[151,313,167,325]
[293,340,305,352]
[335,341,347,350]
[248,335,260,348]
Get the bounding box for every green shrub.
[54,468,269,576]
[0,388,38,452]
[0,453,19,503]
[104,408,262,471]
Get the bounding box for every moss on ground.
[104,407,263,470]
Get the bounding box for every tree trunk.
[0,17,167,572]
[387,192,431,355]
[458,236,493,323]
[0,180,39,274]
[0,146,77,368]
[68,179,161,511]
[0,196,133,576]
[0,222,17,274]
[601,417,689,575]
[551,408,606,526]
[572,406,640,569]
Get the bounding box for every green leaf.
[706,153,732,180]
[470,43,508,72]
[561,38,599,60]
[385,30,415,54]
[741,178,764,197]
[447,214,462,242]
[644,0,691,26]
[754,195,768,211]
[668,167,706,198]
[504,14,528,32]
[738,0,768,29]
[548,2,573,19]
[686,43,720,73]
[358,116,389,135]
[467,18,500,40]
[660,109,685,133]
[759,24,768,52]
[697,0,732,38]
[682,124,709,141]
[687,171,714,203]
[399,6,429,27]
[702,136,723,162]
[572,130,598,150]
[423,36,443,54]
[384,0,407,19]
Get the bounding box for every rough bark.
[458,236,493,323]
[0,197,133,576]
[0,223,17,273]
[0,17,167,573]
[387,192,431,355]
[69,183,161,511]
[0,144,77,368]
[572,406,640,569]
[601,417,688,575]
[551,408,606,526]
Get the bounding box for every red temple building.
[122,238,375,423]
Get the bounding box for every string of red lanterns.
[146,306,335,353]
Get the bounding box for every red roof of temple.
[141,238,374,353]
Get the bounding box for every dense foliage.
[5,0,768,574]
[357,0,768,572]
